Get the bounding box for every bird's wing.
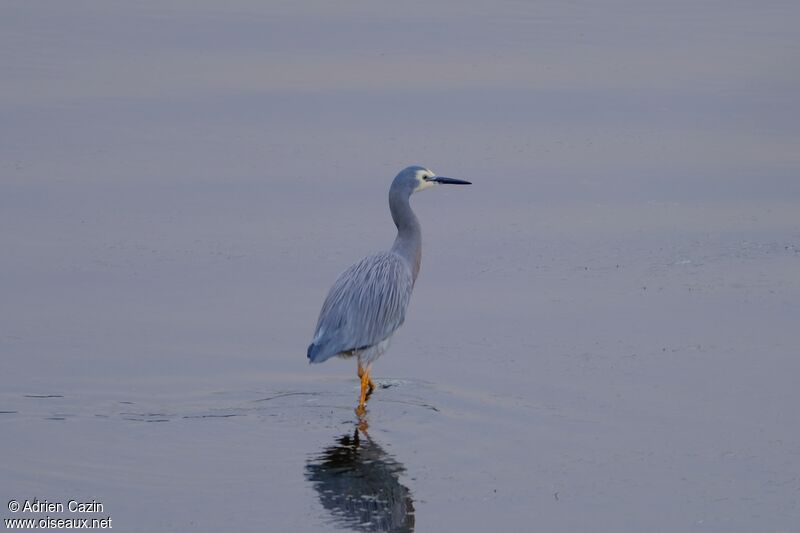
[308,252,413,363]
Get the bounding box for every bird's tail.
[307,342,333,364]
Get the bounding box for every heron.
[307,166,471,413]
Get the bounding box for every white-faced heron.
[307,166,471,412]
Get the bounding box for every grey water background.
[2,1,799,531]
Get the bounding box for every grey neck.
[389,188,422,282]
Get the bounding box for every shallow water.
[2,1,799,531]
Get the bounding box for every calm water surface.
[2,1,799,531]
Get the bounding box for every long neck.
[389,189,422,282]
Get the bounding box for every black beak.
[428,176,472,185]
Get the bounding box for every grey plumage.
[307,166,470,408]
[307,251,413,364]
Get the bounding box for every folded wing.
[308,252,413,363]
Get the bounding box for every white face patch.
[412,168,437,193]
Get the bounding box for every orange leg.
[357,362,374,414]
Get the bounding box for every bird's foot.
[358,370,371,411]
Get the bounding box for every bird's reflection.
[306,418,415,532]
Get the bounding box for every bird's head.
[392,166,471,196]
